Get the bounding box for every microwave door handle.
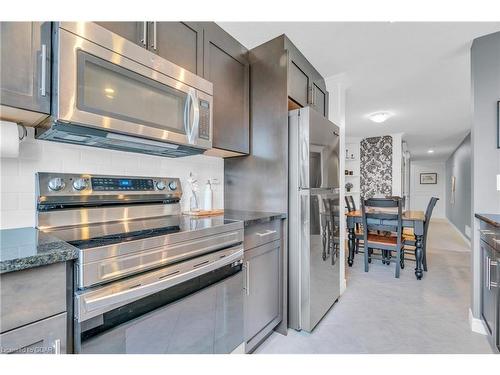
[185,88,199,144]
[184,90,191,141]
[191,91,200,144]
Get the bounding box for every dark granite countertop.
[475,213,500,228]
[223,210,286,227]
[0,227,78,274]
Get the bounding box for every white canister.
[204,180,213,211]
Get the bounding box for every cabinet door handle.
[245,261,250,296]
[256,230,277,237]
[40,44,47,96]
[490,258,498,289]
[141,22,147,47]
[152,22,157,51]
[487,256,492,291]
[53,339,61,354]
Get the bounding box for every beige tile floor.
[255,219,493,354]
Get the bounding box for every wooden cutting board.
[183,209,224,217]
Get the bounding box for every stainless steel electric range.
[36,172,244,354]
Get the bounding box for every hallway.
[256,220,493,353]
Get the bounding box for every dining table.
[345,209,426,280]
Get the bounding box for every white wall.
[326,73,349,295]
[0,129,224,229]
[409,160,446,218]
[470,31,500,320]
[391,133,403,197]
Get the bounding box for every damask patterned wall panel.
[360,136,393,199]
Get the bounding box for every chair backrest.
[423,197,439,240]
[345,196,353,212]
[349,195,357,211]
[361,198,403,245]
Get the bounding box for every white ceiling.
[218,22,500,160]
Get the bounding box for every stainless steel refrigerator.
[288,107,341,332]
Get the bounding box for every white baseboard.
[340,278,347,295]
[469,308,488,335]
[445,218,471,247]
[231,342,245,354]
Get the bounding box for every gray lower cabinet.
[0,313,67,354]
[0,22,51,115]
[244,241,280,342]
[481,240,499,346]
[203,23,249,154]
[479,219,499,353]
[243,220,283,353]
[0,262,70,354]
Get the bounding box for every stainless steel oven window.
[76,51,191,135]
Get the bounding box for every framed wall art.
[420,172,437,184]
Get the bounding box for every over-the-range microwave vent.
[35,122,205,158]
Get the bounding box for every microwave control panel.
[198,100,210,140]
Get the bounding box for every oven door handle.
[77,247,243,322]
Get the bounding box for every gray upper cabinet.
[203,23,249,154]
[0,22,51,115]
[285,37,328,117]
[94,22,147,48]
[312,82,326,117]
[96,21,250,155]
[148,22,203,75]
[288,61,309,107]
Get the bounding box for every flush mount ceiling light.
[428,149,435,154]
[368,111,393,123]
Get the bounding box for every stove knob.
[156,181,166,191]
[168,181,178,191]
[48,177,65,191]
[73,178,88,191]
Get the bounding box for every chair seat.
[367,233,399,246]
[403,228,414,236]
[403,234,416,242]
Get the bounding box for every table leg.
[348,227,355,267]
[415,234,424,280]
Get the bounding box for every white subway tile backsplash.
[19,140,42,160]
[0,135,224,229]
[0,158,19,176]
[1,193,19,210]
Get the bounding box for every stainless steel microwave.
[36,22,213,157]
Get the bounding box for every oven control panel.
[36,173,182,202]
[91,177,154,191]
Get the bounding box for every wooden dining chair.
[403,197,439,271]
[345,196,354,212]
[345,196,363,254]
[362,197,404,278]
[322,197,340,264]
